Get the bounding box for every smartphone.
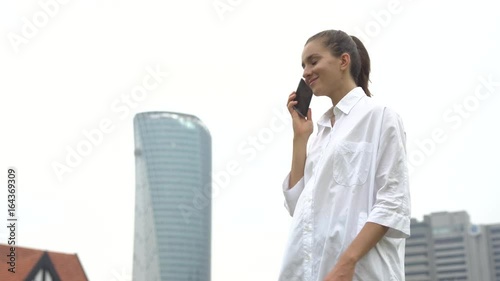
[293,78,313,118]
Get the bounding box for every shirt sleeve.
[282,172,305,217]
[367,107,411,238]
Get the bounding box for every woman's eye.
[311,60,318,65]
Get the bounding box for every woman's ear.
[339,53,351,71]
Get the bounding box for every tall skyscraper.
[133,112,211,281]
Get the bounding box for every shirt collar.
[317,87,367,128]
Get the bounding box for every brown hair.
[306,30,371,97]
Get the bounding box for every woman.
[278,30,411,281]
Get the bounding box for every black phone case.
[293,79,313,118]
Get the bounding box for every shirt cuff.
[367,206,410,238]
[282,173,305,216]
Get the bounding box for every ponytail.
[350,35,371,97]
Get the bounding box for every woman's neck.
[329,80,357,106]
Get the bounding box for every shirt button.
[304,225,311,231]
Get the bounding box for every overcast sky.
[1,0,499,280]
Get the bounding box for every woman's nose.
[303,66,312,80]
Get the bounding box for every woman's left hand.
[323,257,355,281]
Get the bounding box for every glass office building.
[133,112,211,281]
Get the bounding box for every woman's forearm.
[288,136,308,188]
[340,222,389,264]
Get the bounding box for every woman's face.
[301,39,343,97]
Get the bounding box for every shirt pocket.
[332,141,373,187]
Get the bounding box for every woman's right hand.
[287,92,314,140]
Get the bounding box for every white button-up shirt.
[278,87,411,281]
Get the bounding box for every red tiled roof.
[0,244,43,280]
[48,251,88,281]
[0,244,88,281]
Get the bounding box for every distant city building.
[0,244,88,281]
[486,224,500,280]
[405,211,500,281]
[133,112,211,281]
